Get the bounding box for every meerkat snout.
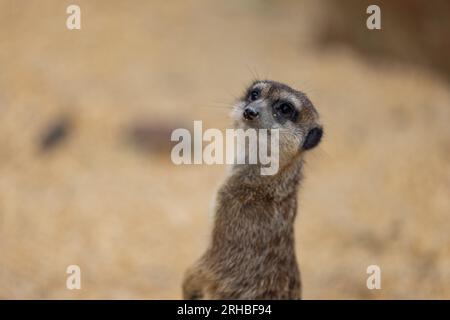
[243,106,259,120]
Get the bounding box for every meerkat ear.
[303,127,323,150]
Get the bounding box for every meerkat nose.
[243,106,259,120]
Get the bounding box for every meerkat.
[182,80,323,300]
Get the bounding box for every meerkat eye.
[279,103,294,116]
[249,89,260,101]
[273,102,298,122]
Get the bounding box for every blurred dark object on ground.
[127,120,184,154]
[39,115,72,153]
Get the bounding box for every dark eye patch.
[273,101,298,123]
[248,88,261,101]
[279,103,294,116]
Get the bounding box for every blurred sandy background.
[0,0,449,299]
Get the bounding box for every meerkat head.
[231,80,323,168]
